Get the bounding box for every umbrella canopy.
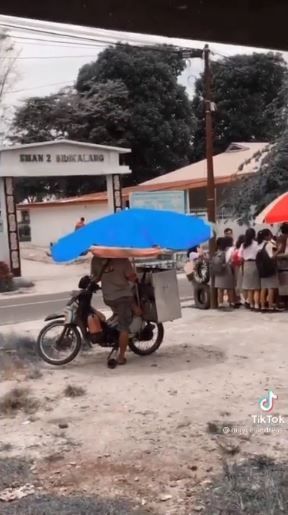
[255,192,288,224]
[51,208,211,262]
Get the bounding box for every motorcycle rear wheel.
[36,321,82,366]
[128,323,164,356]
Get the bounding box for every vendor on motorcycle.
[91,257,140,365]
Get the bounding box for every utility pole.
[203,44,217,308]
[180,45,217,308]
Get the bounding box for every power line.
[0,22,204,56]
[0,22,119,45]
[11,35,108,49]
[0,54,101,60]
[6,80,74,95]
[0,22,162,48]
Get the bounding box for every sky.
[0,14,286,140]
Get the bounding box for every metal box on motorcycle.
[138,268,182,323]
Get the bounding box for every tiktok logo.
[259,390,278,412]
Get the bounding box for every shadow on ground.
[0,332,225,378]
[67,342,226,377]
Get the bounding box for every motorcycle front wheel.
[36,321,82,366]
[128,323,164,356]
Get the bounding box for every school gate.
[0,139,131,276]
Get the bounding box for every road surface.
[0,276,193,326]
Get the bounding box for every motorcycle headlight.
[64,304,77,324]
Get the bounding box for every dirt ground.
[1,305,288,513]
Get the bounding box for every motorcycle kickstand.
[107,345,118,369]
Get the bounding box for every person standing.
[277,223,288,254]
[239,228,260,310]
[214,236,235,308]
[231,234,245,306]
[257,229,279,312]
[224,227,234,242]
[75,217,85,231]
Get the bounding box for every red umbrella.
[255,192,288,224]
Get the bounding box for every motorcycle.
[36,274,164,368]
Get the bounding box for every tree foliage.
[193,52,288,160]
[76,44,195,184]
[12,81,132,201]
[12,44,194,201]
[224,127,288,222]
[0,30,18,141]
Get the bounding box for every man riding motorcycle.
[91,256,140,365]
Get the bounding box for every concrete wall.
[26,202,109,246]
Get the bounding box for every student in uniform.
[239,228,260,311]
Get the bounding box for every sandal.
[117,357,127,365]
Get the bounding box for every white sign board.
[0,140,131,178]
[130,190,186,212]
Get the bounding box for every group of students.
[213,224,288,312]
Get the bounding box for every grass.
[0,458,148,515]
[64,385,86,398]
[0,458,32,491]
[198,455,288,514]
[0,334,38,362]
[0,334,39,377]
[0,494,149,515]
[0,387,39,416]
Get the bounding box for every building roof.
[17,142,270,210]
[140,142,270,187]
[1,139,131,154]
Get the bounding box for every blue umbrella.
[52,208,211,262]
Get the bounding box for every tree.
[12,80,132,201]
[12,44,195,201]
[0,30,18,143]
[192,52,288,160]
[11,81,131,146]
[223,126,288,223]
[76,44,195,184]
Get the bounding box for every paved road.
[0,277,193,326]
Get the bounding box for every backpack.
[231,249,243,268]
[211,251,227,276]
[256,244,277,278]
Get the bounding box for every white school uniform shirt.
[239,241,258,261]
[225,246,234,263]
